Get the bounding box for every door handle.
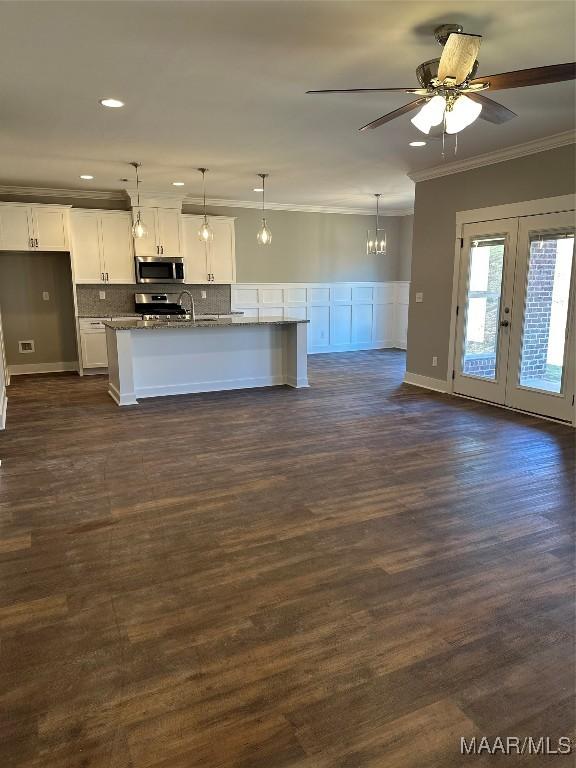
[500,320,510,327]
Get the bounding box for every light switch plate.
[42,291,50,301]
[99,291,106,300]
[415,292,424,303]
[201,291,207,299]
[432,356,438,367]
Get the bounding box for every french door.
[453,211,575,422]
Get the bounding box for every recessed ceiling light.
[99,98,124,108]
[79,174,94,180]
[172,181,185,186]
[253,187,264,192]
[409,141,427,147]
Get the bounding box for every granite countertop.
[103,316,309,331]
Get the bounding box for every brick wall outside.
[519,240,557,381]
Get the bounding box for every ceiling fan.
[307,23,576,135]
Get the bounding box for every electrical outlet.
[99,291,106,300]
[42,291,50,301]
[201,290,207,299]
[415,292,424,303]
[432,356,438,367]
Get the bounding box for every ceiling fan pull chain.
[455,131,458,155]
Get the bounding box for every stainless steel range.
[135,293,191,320]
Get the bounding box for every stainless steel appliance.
[135,256,185,284]
[135,292,190,320]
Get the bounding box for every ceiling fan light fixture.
[410,95,446,134]
[444,94,482,134]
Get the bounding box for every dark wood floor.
[1,350,574,767]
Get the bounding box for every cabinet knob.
[35,238,39,247]
[105,272,109,282]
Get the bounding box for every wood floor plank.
[0,352,573,767]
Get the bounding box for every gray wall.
[183,203,409,283]
[398,215,413,281]
[407,144,576,380]
[0,251,77,367]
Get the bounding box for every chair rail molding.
[232,281,410,354]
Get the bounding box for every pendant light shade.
[197,168,214,243]
[444,94,483,134]
[256,173,272,246]
[366,194,386,255]
[130,162,147,239]
[410,95,446,135]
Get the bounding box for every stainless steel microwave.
[135,256,185,284]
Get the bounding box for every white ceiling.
[0,1,574,212]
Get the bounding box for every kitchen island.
[104,316,309,405]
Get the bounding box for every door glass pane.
[462,237,506,380]
[519,233,575,394]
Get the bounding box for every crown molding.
[184,196,414,217]
[0,183,414,216]
[0,184,127,201]
[409,130,576,183]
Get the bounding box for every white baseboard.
[8,361,78,376]
[0,390,6,430]
[404,372,448,393]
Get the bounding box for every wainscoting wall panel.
[232,282,410,354]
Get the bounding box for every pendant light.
[256,173,272,246]
[197,168,214,243]
[130,162,147,239]
[366,194,386,255]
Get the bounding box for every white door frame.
[447,194,576,427]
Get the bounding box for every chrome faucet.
[177,290,196,322]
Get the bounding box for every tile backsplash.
[76,284,231,317]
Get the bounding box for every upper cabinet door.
[31,206,68,250]
[101,213,134,283]
[208,218,236,283]
[182,216,209,283]
[70,211,104,283]
[0,205,33,250]
[157,208,182,257]
[132,207,158,257]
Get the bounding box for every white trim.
[8,361,78,376]
[453,391,575,427]
[185,197,413,217]
[0,390,6,430]
[403,372,448,393]
[0,185,126,201]
[232,281,409,354]
[409,131,576,183]
[0,184,414,216]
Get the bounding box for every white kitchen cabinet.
[79,318,108,369]
[132,207,182,258]
[182,214,236,284]
[0,203,69,251]
[100,213,134,283]
[71,210,134,284]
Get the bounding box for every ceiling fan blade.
[470,62,576,91]
[359,98,428,131]
[437,33,482,85]
[306,87,426,95]
[466,92,517,123]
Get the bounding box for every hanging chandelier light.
[256,173,272,246]
[197,168,214,243]
[130,162,147,239]
[366,194,386,255]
